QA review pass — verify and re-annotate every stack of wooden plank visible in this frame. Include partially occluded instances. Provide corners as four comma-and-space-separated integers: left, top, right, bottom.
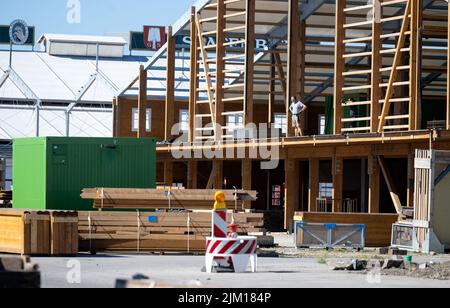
78, 211, 265, 253
81, 188, 258, 210
0, 209, 78, 256
294, 212, 400, 247
0, 191, 12, 208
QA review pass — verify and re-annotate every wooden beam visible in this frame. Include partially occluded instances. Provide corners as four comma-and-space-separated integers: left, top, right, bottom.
286, 0, 300, 137
244, 0, 255, 125
189, 7, 198, 143
448, 1, 450, 130
332, 156, 343, 213
378, 156, 403, 215
308, 158, 319, 212
212, 160, 223, 189
242, 159, 252, 209
187, 160, 198, 189
368, 155, 380, 213
299, 20, 307, 134
334, 0, 345, 135
164, 162, 174, 187
274, 52, 287, 95
112, 97, 119, 137
371, 2, 382, 133
165, 26, 175, 141
215, 1, 226, 137
409, 0, 422, 131
285, 158, 299, 231
138, 65, 147, 138
268, 54, 275, 124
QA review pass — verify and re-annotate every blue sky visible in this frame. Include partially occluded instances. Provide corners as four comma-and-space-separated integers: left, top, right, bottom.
0, 0, 197, 42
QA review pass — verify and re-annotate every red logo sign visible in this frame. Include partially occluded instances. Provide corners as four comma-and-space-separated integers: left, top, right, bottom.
143, 26, 166, 51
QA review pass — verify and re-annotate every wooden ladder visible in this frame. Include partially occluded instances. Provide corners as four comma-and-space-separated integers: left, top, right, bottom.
193, 0, 252, 142
337, 0, 414, 134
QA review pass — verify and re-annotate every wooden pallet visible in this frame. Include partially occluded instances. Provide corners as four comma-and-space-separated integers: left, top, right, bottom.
78, 210, 265, 253
81, 188, 258, 210
294, 212, 400, 247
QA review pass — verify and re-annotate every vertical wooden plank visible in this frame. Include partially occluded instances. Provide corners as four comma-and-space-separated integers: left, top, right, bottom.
371, 1, 382, 133
407, 153, 415, 208
447, 2, 450, 130
213, 160, 223, 189
244, 0, 255, 125
189, 7, 198, 143
286, 0, 300, 137
165, 26, 176, 141
112, 97, 119, 137
242, 159, 252, 209
268, 54, 275, 124
137, 65, 147, 138
215, 0, 226, 137
285, 158, 299, 231
409, 0, 422, 131
368, 154, 380, 213
299, 20, 307, 134
334, 0, 345, 135
308, 158, 319, 212
164, 162, 174, 186
332, 156, 343, 213
187, 160, 198, 189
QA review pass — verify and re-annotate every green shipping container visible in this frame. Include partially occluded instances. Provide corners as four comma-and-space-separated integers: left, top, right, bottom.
13, 137, 156, 211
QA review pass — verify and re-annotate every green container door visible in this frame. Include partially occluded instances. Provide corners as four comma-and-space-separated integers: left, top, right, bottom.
13, 137, 156, 211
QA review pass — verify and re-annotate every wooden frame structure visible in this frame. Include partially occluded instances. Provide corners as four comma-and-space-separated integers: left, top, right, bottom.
115, 0, 450, 231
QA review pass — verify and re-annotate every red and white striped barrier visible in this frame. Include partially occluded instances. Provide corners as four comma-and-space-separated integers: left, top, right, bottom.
212, 209, 228, 238
205, 236, 258, 273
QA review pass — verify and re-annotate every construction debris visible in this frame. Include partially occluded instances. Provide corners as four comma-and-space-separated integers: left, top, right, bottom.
81, 188, 258, 210
0, 256, 40, 288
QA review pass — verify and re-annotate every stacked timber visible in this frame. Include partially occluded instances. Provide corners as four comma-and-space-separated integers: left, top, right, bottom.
81, 188, 258, 210
78, 211, 265, 253
0, 191, 12, 208
0, 209, 78, 256
0, 209, 50, 255
294, 212, 400, 247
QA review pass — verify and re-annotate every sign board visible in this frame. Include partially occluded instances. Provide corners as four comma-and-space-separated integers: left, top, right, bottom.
0, 25, 34, 45
129, 31, 275, 52
143, 26, 166, 51
9, 20, 29, 45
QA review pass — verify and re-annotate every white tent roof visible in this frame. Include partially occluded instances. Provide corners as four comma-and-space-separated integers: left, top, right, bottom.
0, 50, 148, 104
38, 34, 127, 45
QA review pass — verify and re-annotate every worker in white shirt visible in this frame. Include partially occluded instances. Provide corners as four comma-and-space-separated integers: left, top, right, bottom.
289, 96, 307, 137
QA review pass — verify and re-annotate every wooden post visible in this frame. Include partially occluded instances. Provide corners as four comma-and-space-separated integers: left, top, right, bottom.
242, 159, 252, 209
332, 156, 343, 213
299, 20, 307, 134
286, 0, 300, 137
189, 7, 198, 143
138, 65, 147, 138
334, 0, 345, 135
244, 0, 255, 125
371, 1, 382, 133
308, 158, 319, 212
112, 97, 119, 137
448, 0, 450, 130
187, 160, 198, 189
164, 162, 174, 187
368, 155, 380, 213
268, 54, 275, 124
165, 26, 176, 141
409, 0, 422, 131
407, 153, 415, 208
215, 1, 226, 137
213, 160, 223, 189
285, 158, 299, 231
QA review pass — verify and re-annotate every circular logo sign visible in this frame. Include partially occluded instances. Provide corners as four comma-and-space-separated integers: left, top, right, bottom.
9, 19, 29, 45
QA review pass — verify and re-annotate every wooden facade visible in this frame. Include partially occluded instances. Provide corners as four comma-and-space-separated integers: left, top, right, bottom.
116, 0, 450, 230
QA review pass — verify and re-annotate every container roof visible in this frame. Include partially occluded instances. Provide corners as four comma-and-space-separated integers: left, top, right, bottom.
38, 33, 127, 46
